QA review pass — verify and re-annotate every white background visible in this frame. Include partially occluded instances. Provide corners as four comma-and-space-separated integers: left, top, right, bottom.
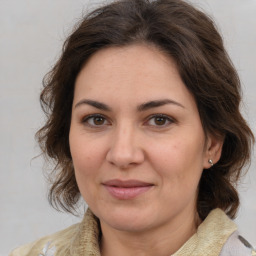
0, 0, 255, 255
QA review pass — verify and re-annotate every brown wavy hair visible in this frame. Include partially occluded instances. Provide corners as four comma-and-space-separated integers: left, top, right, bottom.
37, 0, 254, 219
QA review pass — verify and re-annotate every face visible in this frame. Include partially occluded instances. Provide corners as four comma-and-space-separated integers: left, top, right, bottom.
69, 44, 218, 234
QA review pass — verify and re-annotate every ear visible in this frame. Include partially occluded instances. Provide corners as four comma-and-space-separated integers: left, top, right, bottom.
203, 133, 224, 169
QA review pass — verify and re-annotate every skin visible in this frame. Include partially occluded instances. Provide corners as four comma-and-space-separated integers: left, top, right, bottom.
69, 44, 223, 256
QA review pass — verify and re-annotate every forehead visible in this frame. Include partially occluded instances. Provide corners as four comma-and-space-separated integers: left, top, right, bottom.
77, 44, 175, 81
74, 44, 195, 109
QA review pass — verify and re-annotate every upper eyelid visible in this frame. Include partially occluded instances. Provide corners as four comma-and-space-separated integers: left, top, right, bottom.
80, 113, 175, 125
82, 113, 107, 120
82, 114, 110, 125
143, 114, 176, 127
146, 113, 175, 121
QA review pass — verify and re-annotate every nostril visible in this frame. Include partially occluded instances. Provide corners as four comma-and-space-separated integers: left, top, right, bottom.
106, 150, 144, 169
106, 133, 145, 168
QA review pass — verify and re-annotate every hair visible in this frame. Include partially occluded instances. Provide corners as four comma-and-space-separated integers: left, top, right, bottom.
37, 0, 254, 219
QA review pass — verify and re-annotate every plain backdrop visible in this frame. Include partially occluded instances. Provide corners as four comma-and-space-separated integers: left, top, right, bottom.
1, 0, 255, 255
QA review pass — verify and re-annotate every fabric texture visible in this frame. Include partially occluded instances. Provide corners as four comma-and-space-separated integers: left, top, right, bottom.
10, 208, 254, 256
219, 231, 256, 256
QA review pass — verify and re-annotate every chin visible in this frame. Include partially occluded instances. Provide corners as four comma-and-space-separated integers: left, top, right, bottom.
98, 206, 158, 233
105, 217, 151, 233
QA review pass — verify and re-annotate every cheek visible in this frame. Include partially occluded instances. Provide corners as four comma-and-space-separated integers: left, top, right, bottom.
70, 131, 104, 170
69, 134, 100, 194
148, 137, 204, 186
70, 142, 100, 205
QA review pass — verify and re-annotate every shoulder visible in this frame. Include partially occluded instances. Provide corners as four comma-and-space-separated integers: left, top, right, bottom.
220, 230, 256, 256
10, 208, 100, 256
9, 222, 80, 256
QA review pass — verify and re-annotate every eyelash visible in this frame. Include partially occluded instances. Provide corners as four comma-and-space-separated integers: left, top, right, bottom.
82, 114, 110, 128
81, 113, 175, 128
145, 114, 175, 128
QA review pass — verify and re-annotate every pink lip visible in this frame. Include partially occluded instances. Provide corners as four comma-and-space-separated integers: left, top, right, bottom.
102, 179, 153, 200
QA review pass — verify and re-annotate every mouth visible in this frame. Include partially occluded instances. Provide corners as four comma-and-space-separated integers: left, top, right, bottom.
102, 179, 154, 200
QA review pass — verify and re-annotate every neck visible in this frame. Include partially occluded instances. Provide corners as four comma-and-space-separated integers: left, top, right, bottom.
100, 210, 201, 256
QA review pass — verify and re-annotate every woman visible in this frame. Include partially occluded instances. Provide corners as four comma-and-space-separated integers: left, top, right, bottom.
11, 0, 255, 255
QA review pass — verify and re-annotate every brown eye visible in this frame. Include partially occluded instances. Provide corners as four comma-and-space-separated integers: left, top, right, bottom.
93, 116, 105, 125
83, 114, 109, 127
146, 114, 174, 127
154, 116, 167, 126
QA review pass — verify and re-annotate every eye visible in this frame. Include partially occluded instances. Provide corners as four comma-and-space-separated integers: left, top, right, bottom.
146, 114, 174, 127
82, 114, 110, 127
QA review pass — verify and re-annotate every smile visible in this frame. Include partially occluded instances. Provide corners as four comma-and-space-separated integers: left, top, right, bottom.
102, 179, 153, 200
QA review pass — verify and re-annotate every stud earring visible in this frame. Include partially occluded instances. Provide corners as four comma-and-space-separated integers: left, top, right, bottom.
208, 159, 214, 167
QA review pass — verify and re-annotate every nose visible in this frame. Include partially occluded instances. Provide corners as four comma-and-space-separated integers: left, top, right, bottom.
106, 124, 144, 169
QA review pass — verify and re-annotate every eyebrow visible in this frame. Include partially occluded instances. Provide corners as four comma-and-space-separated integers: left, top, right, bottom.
74, 98, 184, 111
74, 99, 112, 111
137, 99, 185, 111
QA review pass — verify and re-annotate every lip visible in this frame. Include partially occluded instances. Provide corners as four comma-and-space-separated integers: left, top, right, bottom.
102, 179, 153, 200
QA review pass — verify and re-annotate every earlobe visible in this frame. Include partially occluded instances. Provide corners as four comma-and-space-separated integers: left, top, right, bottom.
204, 134, 224, 169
